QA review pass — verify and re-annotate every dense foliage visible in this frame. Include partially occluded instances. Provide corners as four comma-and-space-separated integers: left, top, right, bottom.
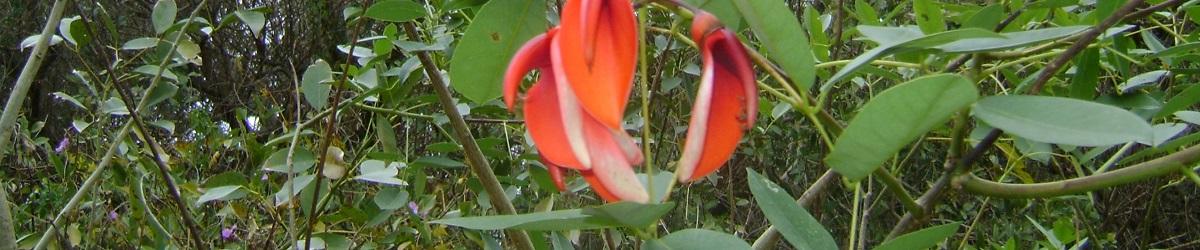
2, 0, 1200, 249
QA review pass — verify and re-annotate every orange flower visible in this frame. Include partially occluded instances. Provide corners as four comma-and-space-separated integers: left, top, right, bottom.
505, 28, 649, 203
677, 12, 758, 182
556, 0, 639, 130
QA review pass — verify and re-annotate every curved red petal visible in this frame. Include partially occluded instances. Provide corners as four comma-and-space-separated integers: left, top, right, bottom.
555, 0, 637, 129
579, 169, 619, 202
540, 156, 568, 191
679, 30, 757, 182
504, 28, 558, 110
524, 70, 589, 169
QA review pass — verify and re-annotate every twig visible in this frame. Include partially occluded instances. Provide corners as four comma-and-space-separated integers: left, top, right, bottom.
960, 144, 1200, 198
401, 22, 536, 250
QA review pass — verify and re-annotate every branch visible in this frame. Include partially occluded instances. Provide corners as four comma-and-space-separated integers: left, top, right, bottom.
401, 22, 536, 250
959, 144, 1200, 198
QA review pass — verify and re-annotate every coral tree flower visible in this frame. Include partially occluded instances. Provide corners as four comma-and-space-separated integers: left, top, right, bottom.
557, 0, 639, 130
505, 28, 649, 203
677, 12, 758, 182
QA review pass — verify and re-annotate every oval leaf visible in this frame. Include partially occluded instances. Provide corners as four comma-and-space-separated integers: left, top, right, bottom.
646, 229, 752, 250
196, 185, 245, 205
825, 74, 978, 180
747, 170, 837, 250
733, 0, 816, 89
152, 0, 177, 34
823, 28, 1000, 90
448, 0, 546, 103
364, 0, 426, 22
973, 95, 1153, 146
263, 148, 316, 174
301, 60, 333, 110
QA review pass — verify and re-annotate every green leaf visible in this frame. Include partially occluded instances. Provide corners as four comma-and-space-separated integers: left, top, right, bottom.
1069, 48, 1100, 100
854, 0, 882, 26
151, 0, 177, 35
196, 185, 245, 205
274, 174, 315, 206
1138, 123, 1187, 146
733, 0, 816, 89
354, 160, 408, 186
582, 202, 674, 229
1175, 111, 1200, 125
1158, 84, 1200, 118
133, 65, 179, 82
448, 0, 545, 103
364, 0, 426, 22
935, 26, 1088, 53
100, 97, 130, 116
873, 223, 961, 250
1028, 0, 1077, 9
746, 170, 837, 250
263, 148, 316, 174
431, 209, 620, 231
426, 142, 462, 152
373, 187, 409, 210
973, 95, 1153, 146
122, 37, 160, 50
824, 27, 1000, 89
146, 82, 178, 108
374, 115, 399, 153
685, 0, 742, 30
301, 60, 333, 110
1154, 42, 1200, 58
913, 0, 945, 34
645, 229, 752, 250
825, 74, 978, 180
234, 10, 267, 38
963, 4, 1003, 29
50, 92, 87, 110
412, 156, 467, 169
1118, 70, 1169, 94
58, 16, 90, 47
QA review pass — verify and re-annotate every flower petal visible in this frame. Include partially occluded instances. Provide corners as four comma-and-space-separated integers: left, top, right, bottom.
540, 155, 567, 191
524, 69, 590, 169
678, 29, 757, 182
555, 0, 638, 129
581, 113, 649, 203
504, 28, 558, 110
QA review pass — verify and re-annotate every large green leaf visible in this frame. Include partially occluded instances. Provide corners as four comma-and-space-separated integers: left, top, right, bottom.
973, 95, 1153, 146
234, 10, 266, 38
146, 82, 178, 108
151, 0, 177, 34
1117, 70, 1169, 94
58, 16, 90, 47
448, 0, 546, 103
364, 0, 426, 22
747, 170, 837, 250
1158, 84, 1200, 118
825, 74, 978, 180
1069, 48, 1100, 100
873, 223, 961, 250
685, 0, 742, 30
301, 60, 333, 110
354, 160, 407, 186
431, 209, 620, 231
582, 202, 673, 229
733, 0, 816, 89
823, 27, 999, 90
645, 229, 752, 250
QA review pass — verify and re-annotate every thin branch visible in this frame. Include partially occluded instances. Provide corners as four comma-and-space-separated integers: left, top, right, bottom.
960, 144, 1200, 198
401, 22, 536, 250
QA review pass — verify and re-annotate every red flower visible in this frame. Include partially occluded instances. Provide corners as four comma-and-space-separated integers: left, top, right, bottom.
677, 12, 758, 182
556, 0, 639, 130
506, 28, 649, 203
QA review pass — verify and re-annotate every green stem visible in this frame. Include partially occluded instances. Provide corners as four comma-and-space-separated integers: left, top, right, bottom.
637, 7, 656, 205
1182, 167, 1200, 187
847, 182, 863, 250
959, 144, 1200, 198
874, 169, 922, 218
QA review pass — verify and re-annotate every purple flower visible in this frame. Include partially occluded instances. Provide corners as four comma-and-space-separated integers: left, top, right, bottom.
54, 137, 69, 153
408, 201, 423, 218
221, 224, 237, 240
108, 210, 117, 221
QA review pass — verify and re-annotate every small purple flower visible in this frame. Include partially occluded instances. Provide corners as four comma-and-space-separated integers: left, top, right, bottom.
54, 137, 69, 153
261, 173, 269, 181
221, 224, 237, 241
108, 210, 117, 221
408, 201, 423, 218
